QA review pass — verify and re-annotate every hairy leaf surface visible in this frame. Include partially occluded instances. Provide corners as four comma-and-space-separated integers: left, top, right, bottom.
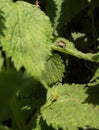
41, 84, 99, 129
0, 0, 52, 78
42, 54, 65, 86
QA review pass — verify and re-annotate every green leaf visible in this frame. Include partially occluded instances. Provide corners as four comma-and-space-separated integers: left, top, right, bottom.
32, 115, 55, 130
58, 0, 86, 27
88, 67, 99, 86
42, 54, 65, 86
0, 70, 29, 121
41, 84, 99, 129
52, 38, 99, 63
0, 70, 27, 100
0, 125, 12, 130
71, 32, 92, 51
71, 32, 86, 41
19, 75, 47, 120
0, 0, 52, 78
85, 84, 99, 106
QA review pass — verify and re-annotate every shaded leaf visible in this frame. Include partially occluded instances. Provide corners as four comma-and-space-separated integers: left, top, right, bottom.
32, 115, 55, 130
60, 0, 86, 23
0, 70, 30, 121
46, 0, 63, 33
0, 125, 12, 130
57, 0, 86, 32
0, 9, 6, 38
85, 84, 99, 106
0, 51, 4, 71
42, 54, 65, 86
88, 67, 99, 86
18, 75, 47, 121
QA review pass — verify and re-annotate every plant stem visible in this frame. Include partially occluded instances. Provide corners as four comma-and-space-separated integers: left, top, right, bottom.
28, 110, 39, 129
9, 95, 28, 130
90, 0, 96, 51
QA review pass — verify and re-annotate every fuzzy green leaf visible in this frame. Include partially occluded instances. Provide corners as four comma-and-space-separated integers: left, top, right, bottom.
0, 0, 52, 78
52, 38, 99, 63
41, 84, 99, 129
42, 54, 65, 86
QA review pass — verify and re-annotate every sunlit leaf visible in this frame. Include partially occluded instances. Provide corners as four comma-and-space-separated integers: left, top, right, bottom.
41, 84, 99, 129
0, 0, 52, 78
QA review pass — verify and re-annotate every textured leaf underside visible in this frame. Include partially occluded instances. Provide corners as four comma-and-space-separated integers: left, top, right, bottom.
41, 84, 99, 129
0, 0, 52, 78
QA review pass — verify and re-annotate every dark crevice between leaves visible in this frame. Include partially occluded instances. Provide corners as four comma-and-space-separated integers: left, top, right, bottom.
66, 57, 94, 84
0, 9, 6, 69
32, 116, 56, 130
46, 0, 56, 23
1, 118, 12, 128
18, 79, 47, 127
39, 117, 55, 130
45, 0, 57, 34
79, 127, 98, 130
56, 0, 86, 36
0, 10, 6, 38
13, 0, 34, 3
84, 84, 99, 106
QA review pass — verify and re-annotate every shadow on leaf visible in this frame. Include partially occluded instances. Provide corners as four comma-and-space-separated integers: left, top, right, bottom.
32, 116, 56, 130
0, 9, 6, 38
46, 0, 57, 27
84, 84, 99, 105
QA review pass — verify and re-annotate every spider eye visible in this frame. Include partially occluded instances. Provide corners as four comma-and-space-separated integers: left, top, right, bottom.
57, 41, 66, 48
